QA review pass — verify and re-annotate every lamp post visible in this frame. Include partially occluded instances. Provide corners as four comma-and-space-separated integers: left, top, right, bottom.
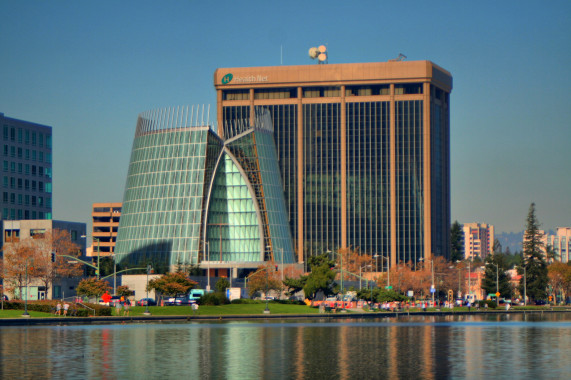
144, 264, 153, 316
419, 257, 434, 304
523, 265, 527, 306
374, 254, 390, 288
81, 235, 100, 280
327, 250, 343, 294
22, 258, 33, 318
490, 262, 499, 299
264, 266, 270, 314
204, 241, 210, 291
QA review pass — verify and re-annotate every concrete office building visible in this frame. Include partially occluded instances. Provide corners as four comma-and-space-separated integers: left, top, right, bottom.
214, 60, 452, 268
89, 202, 122, 257
462, 222, 494, 260
1, 219, 86, 300
115, 106, 296, 274
0, 113, 53, 221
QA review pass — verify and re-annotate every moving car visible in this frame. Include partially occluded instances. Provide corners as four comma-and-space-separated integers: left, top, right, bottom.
166, 295, 196, 306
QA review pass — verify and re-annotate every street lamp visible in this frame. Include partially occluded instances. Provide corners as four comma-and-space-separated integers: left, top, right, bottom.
327, 250, 343, 293
204, 241, 210, 291
144, 264, 153, 316
374, 254, 390, 289
490, 262, 499, 300
81, 235, 100, 280
22, 257, 33, 318
419, 257, 434, 304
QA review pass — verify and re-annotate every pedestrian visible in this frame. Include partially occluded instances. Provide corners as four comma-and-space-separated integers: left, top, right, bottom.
63, 302, 70, 316
467, 302, 471, 312
192, 302, 199, 316
123, 299, 130, 316
56, 302, 62, 315
115, 300, 122, 316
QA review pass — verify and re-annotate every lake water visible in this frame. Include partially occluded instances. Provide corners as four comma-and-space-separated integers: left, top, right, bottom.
1, 313, 569, 379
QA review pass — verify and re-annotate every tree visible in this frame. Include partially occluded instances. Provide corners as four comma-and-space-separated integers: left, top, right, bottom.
303, 254, 337, 299
283, 276, 308, 297
76, 278, 111, 299
2, 239, 36, 299
481, 254, 512, 299
29, 229, 83, 297
548, 262, 571, 304
116, 285, 134, 298
519, 203, 548, 301
246, 263, 282, 298
215, 277, 230, 293
147, 272, 197, 298
450, 221, 464, 262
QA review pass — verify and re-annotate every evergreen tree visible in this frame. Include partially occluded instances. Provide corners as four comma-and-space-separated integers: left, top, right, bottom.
481, 254, 512, 298
519, 203, 548, 302
450, 221, 464, 262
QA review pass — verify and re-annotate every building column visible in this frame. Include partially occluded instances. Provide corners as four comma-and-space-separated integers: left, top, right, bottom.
340, 86, 347, 250
297, 87, 304, 264
389, 84, 397, 269
423, 82, 432, 261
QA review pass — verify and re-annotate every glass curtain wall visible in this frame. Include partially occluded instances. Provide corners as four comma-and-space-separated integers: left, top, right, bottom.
255, 105, 298, 253
431, 86, 451, 258
395, 100, 424, 264
302, 103, 341, 259
346, 102, 390, 262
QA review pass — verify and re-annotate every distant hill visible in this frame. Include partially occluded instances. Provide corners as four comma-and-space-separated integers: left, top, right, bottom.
495, 231, 524, 254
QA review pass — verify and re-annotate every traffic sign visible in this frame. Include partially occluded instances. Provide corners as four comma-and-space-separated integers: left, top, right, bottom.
385, 286, 393, 290
430, 287, 436, 293
495, 292, 500, 297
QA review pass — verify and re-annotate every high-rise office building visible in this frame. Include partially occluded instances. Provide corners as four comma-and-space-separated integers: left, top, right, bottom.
0, 113, 53, 222
215, 60, 452, 268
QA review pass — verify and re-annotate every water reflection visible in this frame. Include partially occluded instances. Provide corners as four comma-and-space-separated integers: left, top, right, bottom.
0, 314, 569, 379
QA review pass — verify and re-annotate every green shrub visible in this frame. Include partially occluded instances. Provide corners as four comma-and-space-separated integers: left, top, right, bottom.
199, 292, 230, 306
477, 300, 497, 309
231, 298, 263, 304
2, 300, 111, 316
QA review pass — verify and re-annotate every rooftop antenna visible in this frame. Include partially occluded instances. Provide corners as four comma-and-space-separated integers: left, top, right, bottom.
309, 44, 328, 64
388, 53, 407, 62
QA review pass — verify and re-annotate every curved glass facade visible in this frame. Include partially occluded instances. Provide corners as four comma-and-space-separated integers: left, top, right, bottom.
116, 106, 295, 269
115, 107, 222, 268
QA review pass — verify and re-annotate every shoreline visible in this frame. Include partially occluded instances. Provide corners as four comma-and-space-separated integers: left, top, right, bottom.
1, 309, 569, 326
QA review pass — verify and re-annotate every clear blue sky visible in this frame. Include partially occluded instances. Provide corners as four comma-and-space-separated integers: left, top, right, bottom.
1, 0, 570, 235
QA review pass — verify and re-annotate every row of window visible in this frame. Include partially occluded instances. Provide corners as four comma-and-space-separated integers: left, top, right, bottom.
3, 176, 51, 193
2, 192, 51, 207
2, 208, 51, 220
3, 145, 51, 162
223, 83, 425, 100
4, 161, 51, 178
2, 125, 51, 148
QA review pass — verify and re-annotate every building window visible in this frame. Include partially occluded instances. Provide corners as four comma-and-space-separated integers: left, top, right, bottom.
17, 148, 22, 158
17, 178, 22, 189
39, 133, 43, 147
10, 177, 15, 188
18, 194, 22, 205
32, 181, 36, 191
39, 152, 43, 162
17, 209, 22, 219
25, 194, 29, 205
25, 164, 29, 174
25, 179, 29, 190
25, 149, 30, 160
3, 161, 8, 171
46, 135, 52, 148
25, 130, 30, 144
18, 163, 22, 173
39, 181, 44, 192
3, 126, 8, 139
31, 196, 36, 206
10, 146, 15, 157
10, 162, 15, 172
2, 192, 8, 202
32, 150, 36, 161
223, 89, 250, 100
3, 176, 7, 187
32, 132, 36, 146
45, 182, 51, 193
3, 145, 7, 156
10, 193, 15, 204
18, 129, 22, 143
32, 165, 36, 176
10, 128, 15, 141
394, 83, 423, 95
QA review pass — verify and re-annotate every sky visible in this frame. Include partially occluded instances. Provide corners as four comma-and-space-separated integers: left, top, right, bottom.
1, 0, 570, 236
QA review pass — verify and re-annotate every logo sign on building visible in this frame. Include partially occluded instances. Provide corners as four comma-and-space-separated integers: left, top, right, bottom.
222, 73, 233, 84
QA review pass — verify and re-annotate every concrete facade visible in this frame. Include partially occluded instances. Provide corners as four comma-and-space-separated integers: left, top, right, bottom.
462, 223, 494, 260
89, 202, 121, 257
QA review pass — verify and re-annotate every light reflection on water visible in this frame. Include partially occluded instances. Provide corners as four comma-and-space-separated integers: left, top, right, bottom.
0, 313, 569, 379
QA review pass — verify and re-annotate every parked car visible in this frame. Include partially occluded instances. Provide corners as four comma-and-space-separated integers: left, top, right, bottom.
2, 295, 8, 301
137, 298, 157, 306
99, 296, 121, 306
166, 295, 195, 306
534, 299, 548, 306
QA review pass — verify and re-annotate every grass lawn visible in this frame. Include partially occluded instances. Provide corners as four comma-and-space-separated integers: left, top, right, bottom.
125, 302, 320, 317
0, 309, 57, 318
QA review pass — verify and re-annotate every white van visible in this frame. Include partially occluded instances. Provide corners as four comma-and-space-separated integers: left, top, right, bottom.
465, 294, 477, 304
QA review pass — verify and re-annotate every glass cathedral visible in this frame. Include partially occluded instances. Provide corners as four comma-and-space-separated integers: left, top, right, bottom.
215, 61, 452, 269
115, 106, 295, 270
